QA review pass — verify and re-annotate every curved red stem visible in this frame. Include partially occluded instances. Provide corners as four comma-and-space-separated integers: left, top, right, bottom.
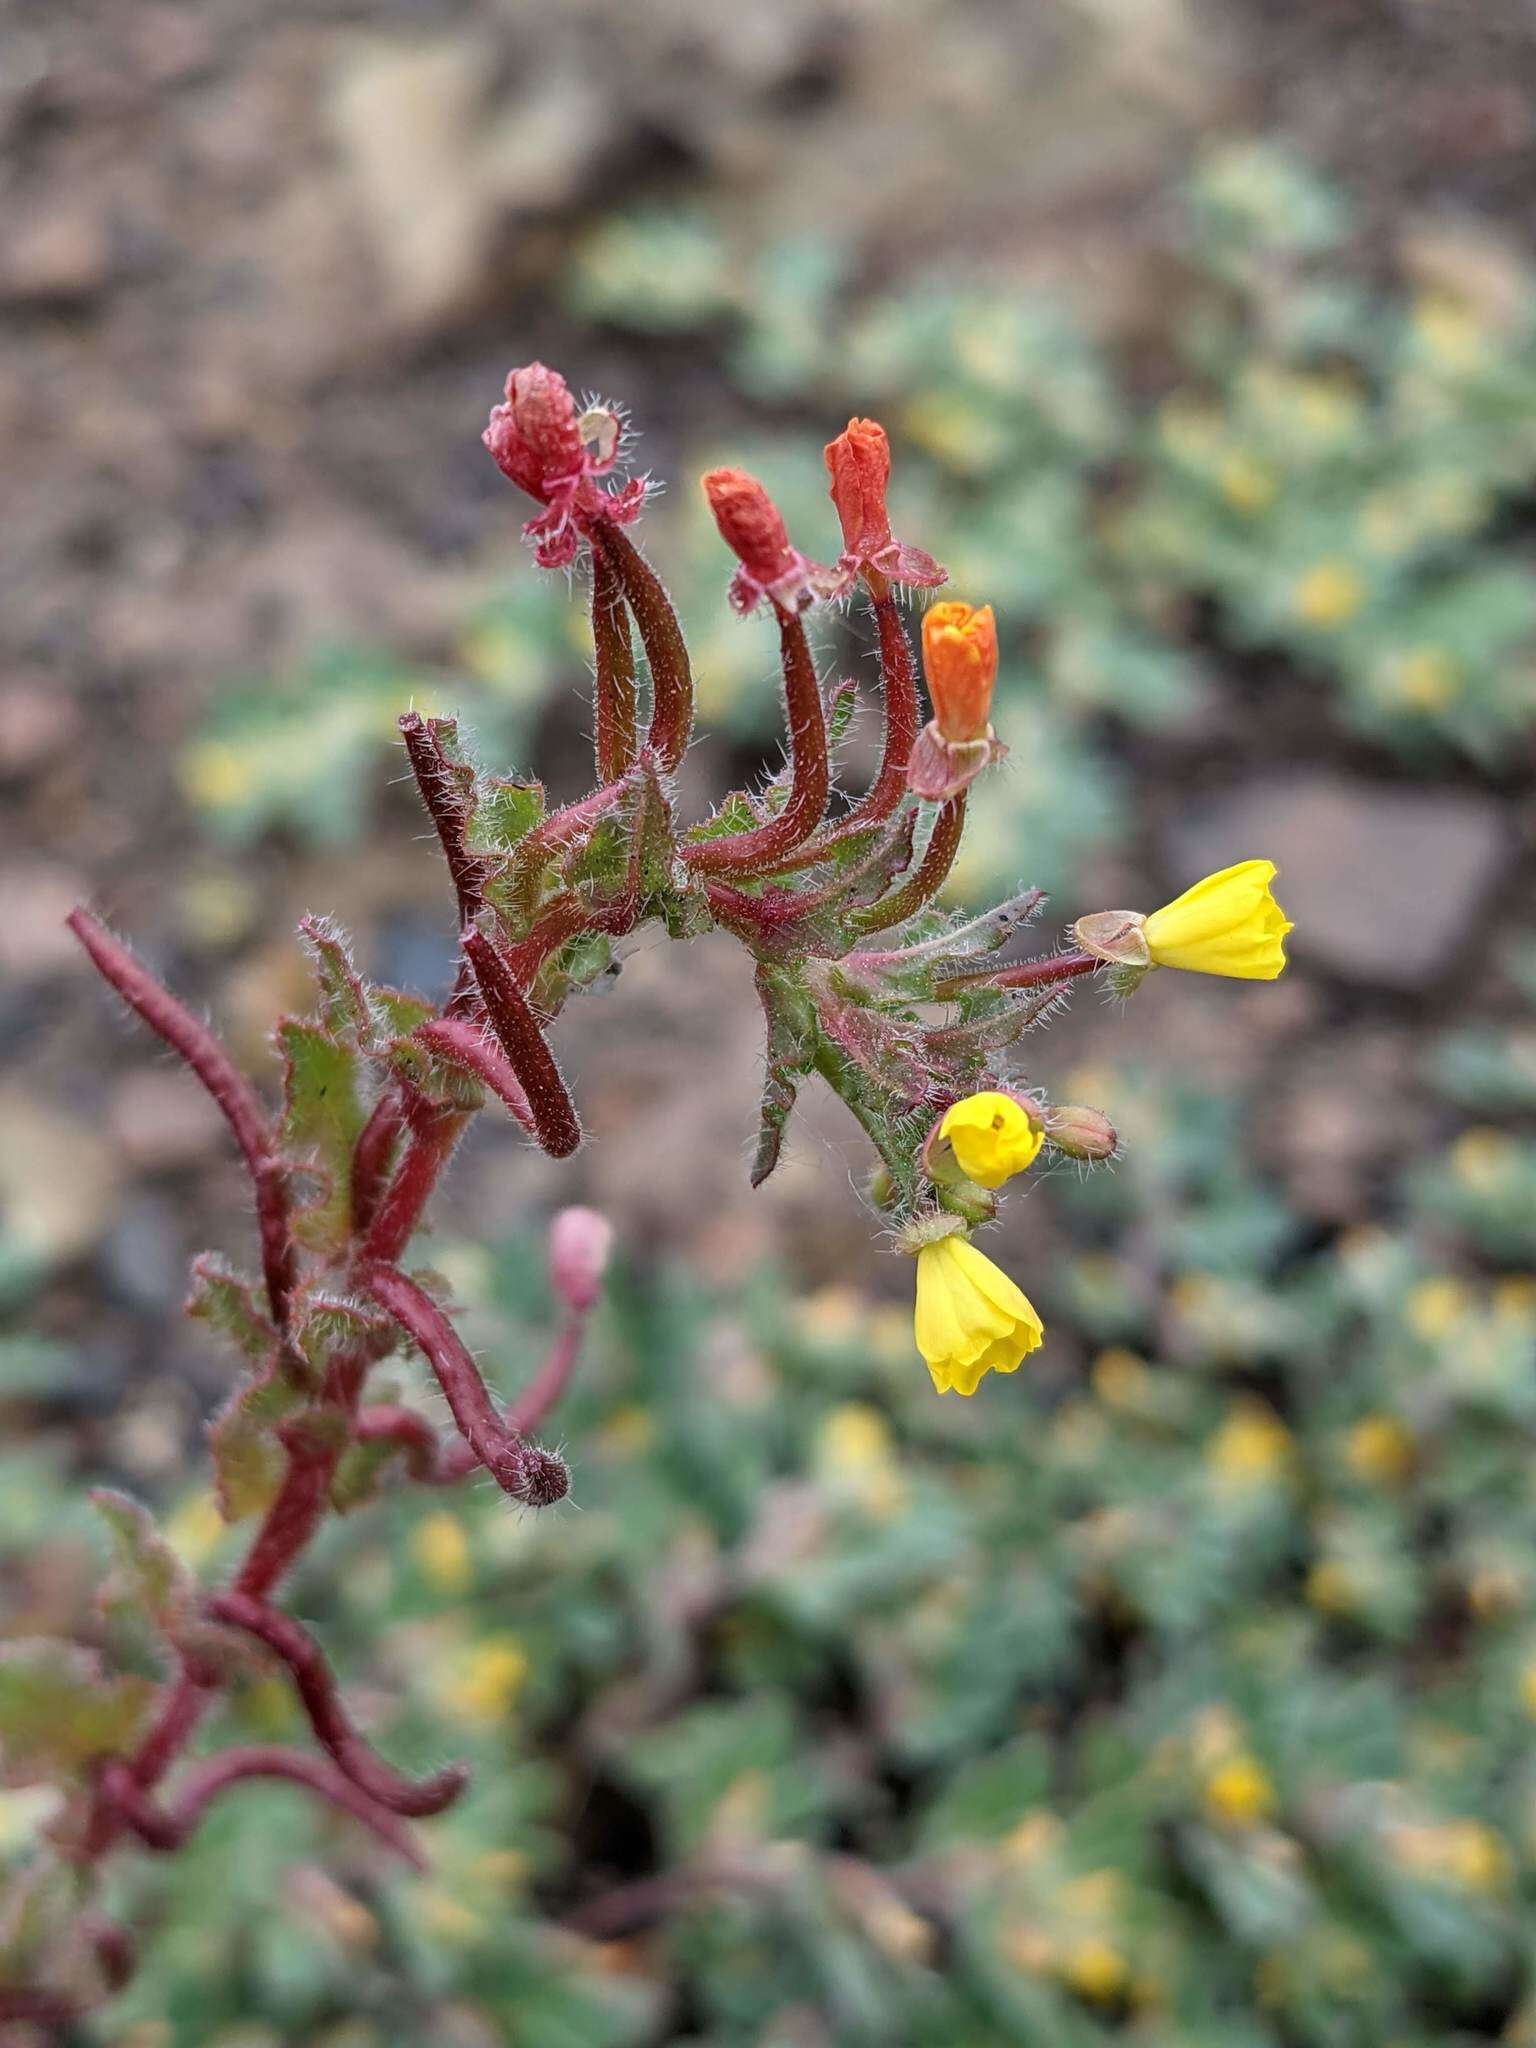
683, 613, 830, 877
209, 1593, 468, 1817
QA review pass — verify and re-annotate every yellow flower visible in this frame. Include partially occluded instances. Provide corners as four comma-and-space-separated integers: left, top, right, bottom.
1406, 1275, 1471, 1341
1344, 1414, 1413, 1485
1204, 1755, 1277, 1829
443, 1635, 529, 1725
1208, 1401, 1293, 1489
936, 1091, 1043, 1189
1143, 860, 1292, 980
1293, 561, 1365, 628
412, 1512, 472, 1596
913, 1235, 1043, 1396
1061, 1936, 1129, 2004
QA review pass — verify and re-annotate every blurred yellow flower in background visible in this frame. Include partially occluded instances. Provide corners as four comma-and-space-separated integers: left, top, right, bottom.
1293, 560, 1365, 628
412, 1512, 472, 1597
1204, 1755, 1277, 1829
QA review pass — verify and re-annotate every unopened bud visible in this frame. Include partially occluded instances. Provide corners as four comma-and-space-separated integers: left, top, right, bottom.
703, 468, 794, 585
823, 416, 945, 592
702, 467, 845, 616
1041, 1103, 1119, 1162
548, 1205, 612, 1314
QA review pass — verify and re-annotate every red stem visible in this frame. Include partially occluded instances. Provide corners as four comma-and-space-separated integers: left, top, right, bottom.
414, 1017, 536, 1134
360, 1096, 465, 1266
934, 948, 1100, 999
68, 909, 297, 1332
505, 1314, 584, 1438
100, 1751, 424, 1870
354, 1402, 474, 1483
232, 1435, 338, 1602
208, 1593, 468, 1816
364, 1263, 565, 1508
591, 546, 638, 781
350, 1086, 407, 1235
595, 528, 693, 771
462, 928, 581, 1158
683, 613, 830, 877
501, 892, 589, 993
840, 591, 921, 833
398, 714, 492, 931
852, 795, 966, 937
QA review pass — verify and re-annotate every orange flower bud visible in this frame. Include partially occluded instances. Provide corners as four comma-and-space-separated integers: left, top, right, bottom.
824, 418, 945, 592
921, 602, 998, 742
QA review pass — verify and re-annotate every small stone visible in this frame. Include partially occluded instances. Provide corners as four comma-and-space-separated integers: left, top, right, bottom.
0, 206, 112, 306
1167, 775, 1509, 988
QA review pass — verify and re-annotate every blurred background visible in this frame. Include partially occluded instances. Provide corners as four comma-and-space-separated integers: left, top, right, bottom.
6, 2, 1536, 2042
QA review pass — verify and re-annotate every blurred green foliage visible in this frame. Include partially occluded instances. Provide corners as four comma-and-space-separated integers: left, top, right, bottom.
187, 144, 1536, 911
3, 964, 1534, 2043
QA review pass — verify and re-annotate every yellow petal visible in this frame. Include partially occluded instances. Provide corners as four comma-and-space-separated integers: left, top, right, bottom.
1142, 859, 1292, 980
938, 1091, 1043, 1189
913, 1237, 1043, 1396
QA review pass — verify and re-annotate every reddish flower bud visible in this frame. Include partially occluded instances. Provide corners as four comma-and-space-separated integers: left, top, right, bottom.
702, 467, 845, 616
483, 362, 647, 569
824, 418, 945, 593
548, 1205, 612, 1315
907, 601, 1006, 801
484, 362, 586, 502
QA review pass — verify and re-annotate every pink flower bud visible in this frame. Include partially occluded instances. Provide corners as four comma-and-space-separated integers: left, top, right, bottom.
548, 1205, 613, 1314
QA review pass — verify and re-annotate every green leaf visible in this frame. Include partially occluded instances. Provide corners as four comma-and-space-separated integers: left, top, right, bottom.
185, 1254, 277, 1364
91, 1489, 190, 1639
298, 916, 376, 1045
208, 1369, 305, 1522
0, 1640, 156, 1783
277, 1020, 370, 1254
466, 778, 545, 855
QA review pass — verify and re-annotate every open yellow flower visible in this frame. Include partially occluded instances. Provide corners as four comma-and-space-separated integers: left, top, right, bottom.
937, 1091, 1043, 1189
1142, 860, 1292, 980
914, 1234, 1043, 1396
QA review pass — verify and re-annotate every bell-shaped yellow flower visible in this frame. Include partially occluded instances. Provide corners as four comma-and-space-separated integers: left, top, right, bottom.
1142, 859, 1292, 981
937, 1091, 1043, 1190
913, 1234, 1044, 1396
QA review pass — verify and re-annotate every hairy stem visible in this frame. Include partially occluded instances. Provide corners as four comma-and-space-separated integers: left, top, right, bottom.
365, 1264, 566, 1508
66, 909, 297, 1331
934, 948, 1100, 1000
462, 928, 581, 1158
683, 613, 830, 877
852, 795, 966, 937
591, 545, 638, 781
414, 1017, 536, 1134
100, 1751, 424, 1870
208, 1593, 468, 1817
595, 527, 693, 771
